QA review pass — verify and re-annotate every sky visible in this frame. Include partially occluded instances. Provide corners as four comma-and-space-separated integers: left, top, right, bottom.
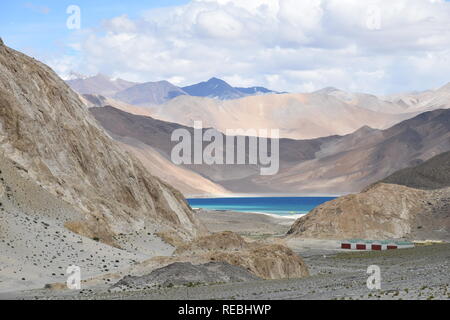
2, 0, 450, 94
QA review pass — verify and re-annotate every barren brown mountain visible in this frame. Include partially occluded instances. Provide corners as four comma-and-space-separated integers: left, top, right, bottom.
256, 109, 450, 194
90, 106, 339, 194
116, 136, 230, 196
91, 106, 450, 196
149, 93, 418, 140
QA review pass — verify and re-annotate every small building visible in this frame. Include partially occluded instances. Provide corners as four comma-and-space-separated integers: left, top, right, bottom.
340, 239, 414, 251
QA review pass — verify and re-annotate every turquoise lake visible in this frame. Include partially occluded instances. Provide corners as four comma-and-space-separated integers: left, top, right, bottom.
187, 197, 336, 218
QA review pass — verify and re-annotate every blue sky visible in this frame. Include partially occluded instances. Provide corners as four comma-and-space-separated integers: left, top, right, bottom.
2, 0, 450, 94
0, 1, 188, 57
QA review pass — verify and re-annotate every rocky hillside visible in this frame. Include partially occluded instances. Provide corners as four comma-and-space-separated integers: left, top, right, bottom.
380, 151, 450, 190
288, 153, 450, 240
0, 151, 163, 292
0, 41, 205, 246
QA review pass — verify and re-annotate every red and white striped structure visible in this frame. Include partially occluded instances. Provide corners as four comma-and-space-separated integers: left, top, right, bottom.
340, 240, 414, 251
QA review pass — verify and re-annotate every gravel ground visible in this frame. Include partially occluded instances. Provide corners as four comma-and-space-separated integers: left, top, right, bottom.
6, 243, 448, 300
2, 210, 449, 300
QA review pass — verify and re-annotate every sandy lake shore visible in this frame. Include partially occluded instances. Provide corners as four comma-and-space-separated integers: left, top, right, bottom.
195, 209, 295, 238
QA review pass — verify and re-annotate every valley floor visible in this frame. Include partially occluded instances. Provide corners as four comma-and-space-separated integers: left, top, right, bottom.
3, 242, 449, 300
2, 210, 449, 300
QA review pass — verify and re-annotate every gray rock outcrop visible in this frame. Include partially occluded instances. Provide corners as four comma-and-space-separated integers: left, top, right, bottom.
111, 262, 259, 290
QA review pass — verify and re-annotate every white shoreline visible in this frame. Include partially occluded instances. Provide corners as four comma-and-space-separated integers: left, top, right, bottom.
249, 211, 307, 220
194, 208, 306, 220
186, 193, 343, 199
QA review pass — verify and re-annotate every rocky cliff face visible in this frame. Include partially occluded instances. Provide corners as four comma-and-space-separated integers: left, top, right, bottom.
0, 42, 205, 246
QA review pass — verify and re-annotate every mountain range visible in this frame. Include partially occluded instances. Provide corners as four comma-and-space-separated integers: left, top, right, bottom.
90, 105, 450, 196
65, 73, 137, 97
65, 65, 450, 198
67, 75, 279, 106
76, 83, 450, 142
147, 93, 420, 140
68, 74, 450, 143
181, 77, 279, 100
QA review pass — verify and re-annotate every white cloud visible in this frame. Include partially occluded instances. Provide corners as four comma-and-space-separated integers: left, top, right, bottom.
51, 0, 450, 94
103, 15, 137, 33
47, 55, 81, 80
